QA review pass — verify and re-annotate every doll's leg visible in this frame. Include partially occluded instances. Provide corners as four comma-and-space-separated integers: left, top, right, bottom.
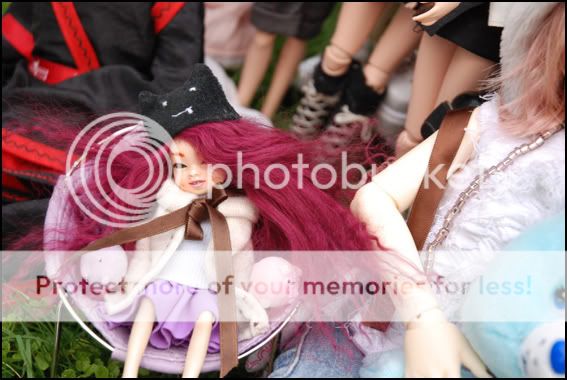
292, 3, 387, 138
395, 34, 456, 157
322, 2, 387, 76
363, 6, 422, 92
182, 311, 215, 378
238, 30, 277, 107
260, 37, 306, 118
122, 297, 155, 378
435, 45, 495, 106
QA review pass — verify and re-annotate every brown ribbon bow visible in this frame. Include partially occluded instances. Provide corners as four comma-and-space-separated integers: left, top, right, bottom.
80, 187, 239, 377
184, 187, 227, 240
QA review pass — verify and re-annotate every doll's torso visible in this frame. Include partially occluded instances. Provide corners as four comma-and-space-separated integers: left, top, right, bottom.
155, 221, 212, 289
353, 97, 565, 355
424, 97, 565, 320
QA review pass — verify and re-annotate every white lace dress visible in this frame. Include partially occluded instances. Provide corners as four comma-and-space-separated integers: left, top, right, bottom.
352, 97, 566, 355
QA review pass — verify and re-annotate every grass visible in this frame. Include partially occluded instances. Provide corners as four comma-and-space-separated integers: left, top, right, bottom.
1, 3, 340, 378
3, 321, 124, 378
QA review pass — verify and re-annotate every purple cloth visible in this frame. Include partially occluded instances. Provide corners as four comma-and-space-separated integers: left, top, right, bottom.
104, 280, 221, 353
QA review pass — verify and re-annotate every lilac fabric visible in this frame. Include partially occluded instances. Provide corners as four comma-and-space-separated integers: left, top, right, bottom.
44, 174, 297, 374
104, 280, 221, 352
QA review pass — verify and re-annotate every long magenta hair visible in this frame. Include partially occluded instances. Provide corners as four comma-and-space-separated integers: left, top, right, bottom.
9, 112, 406, 348
51, 117, 377, 254
44, 117, 391, 332
179, 120, 378, 252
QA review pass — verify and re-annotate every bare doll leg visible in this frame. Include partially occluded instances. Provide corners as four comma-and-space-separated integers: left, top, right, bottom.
396, 33, 456, 157
322, 2, 387, 76
435, 45, 495, 106
122, 297, 156, 378
260, 37, 306, 118
182, 311, 216, 378
237, 30, 277, 107
292, 3, 388, 137
363, 6, 422, 92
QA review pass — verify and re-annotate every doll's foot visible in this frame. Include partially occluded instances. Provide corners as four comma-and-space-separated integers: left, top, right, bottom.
317, 63, 386, 156
341, 61, 385, 117
291, 63, 349, 139
319, 104, 379, 155
292, 80, 341, 139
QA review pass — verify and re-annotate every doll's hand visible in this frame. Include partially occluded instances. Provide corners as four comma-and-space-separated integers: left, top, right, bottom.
235, 287, 270, 336
395, 130, 422, 158
412, 2, 461, 26
245, 304, 269, 337
404, 310, 491, 378
250, 314, 270, 336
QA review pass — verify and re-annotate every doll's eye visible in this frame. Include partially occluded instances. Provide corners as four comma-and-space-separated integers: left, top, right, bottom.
173, 163, 187, 169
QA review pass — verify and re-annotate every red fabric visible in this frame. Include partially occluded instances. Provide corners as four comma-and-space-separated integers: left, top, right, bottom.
2, 13, 35, 60
2, 129, 78, 200
151, 2, 185, 34
4, 2, 182, 84
2, 190, 32, 202
2, 172, 32, 194
27, 57, 80, 84
2, 4, 93, 84
51, 2, 100, 72
2, 129, 73, 173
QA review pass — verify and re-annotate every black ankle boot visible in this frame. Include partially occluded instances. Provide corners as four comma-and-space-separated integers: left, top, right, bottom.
313, 61, 350, 96
341, 62, 385, 116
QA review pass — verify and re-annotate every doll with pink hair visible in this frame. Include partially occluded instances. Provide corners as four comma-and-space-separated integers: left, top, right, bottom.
266, 2, 565, 378
45, 64, 383, 377
348, 2, 565, 378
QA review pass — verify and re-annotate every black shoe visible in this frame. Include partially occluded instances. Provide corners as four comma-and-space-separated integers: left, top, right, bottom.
292, 61, 351, 140
341, 61, 385, 116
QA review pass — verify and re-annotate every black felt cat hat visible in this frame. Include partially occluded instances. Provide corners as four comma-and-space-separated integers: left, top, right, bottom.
138, 64, 240, 137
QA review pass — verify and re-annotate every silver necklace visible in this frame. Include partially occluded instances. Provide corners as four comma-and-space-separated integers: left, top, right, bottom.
424, 124, 565, 274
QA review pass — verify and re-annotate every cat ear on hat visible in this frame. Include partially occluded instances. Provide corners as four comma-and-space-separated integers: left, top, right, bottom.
137, 64, 240, 137
181, 64, 210, 89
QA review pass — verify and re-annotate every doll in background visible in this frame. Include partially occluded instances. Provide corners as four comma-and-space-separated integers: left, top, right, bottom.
2, 1, 204, 249
237, 2, 335, 119
395, 2, 504, 157
350, 2, 564, 377
291, 3, 422, 152
52, 65, 380, 377
204, 2, 256, 70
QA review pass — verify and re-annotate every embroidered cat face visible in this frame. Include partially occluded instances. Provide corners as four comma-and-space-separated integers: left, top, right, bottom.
170, 139, 226, 195
138, 64, 240, 138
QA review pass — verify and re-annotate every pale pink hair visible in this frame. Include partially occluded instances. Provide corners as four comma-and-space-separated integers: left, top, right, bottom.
494, 3, 565, 137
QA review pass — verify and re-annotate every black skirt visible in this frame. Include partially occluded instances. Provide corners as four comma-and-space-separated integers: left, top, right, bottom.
421, 2, 502, 63
251, 2, 335, 40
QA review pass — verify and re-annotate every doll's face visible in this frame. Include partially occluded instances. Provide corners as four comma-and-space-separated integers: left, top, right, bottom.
170, 139, 226, 195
